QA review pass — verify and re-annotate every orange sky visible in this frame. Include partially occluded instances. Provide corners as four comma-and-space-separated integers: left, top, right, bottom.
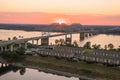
0, 0, 120, 25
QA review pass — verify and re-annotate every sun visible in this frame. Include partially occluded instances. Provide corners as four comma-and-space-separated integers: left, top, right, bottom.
54, 18, 67, 24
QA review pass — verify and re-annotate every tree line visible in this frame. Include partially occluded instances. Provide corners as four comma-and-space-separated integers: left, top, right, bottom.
55, 39, 120, 51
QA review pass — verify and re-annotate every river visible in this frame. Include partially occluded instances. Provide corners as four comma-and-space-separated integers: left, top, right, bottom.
0, 63, 79, 80
0, 29, 120, 48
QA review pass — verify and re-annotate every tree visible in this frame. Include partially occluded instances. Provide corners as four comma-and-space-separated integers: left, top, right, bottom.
83, 41, 91, 49
59, 39, 65, 46
117, 46, 120, 51
55, 39, 59, 45
92, 44, 101, 49
97, 44, 101, 49
104, 45, 107, 50
13, 36, 18, 40
19, 68, 26, 75
15, 46, 25, 55
8, 37, 11, 40
108, 43, 114, 50
73, 40, 78, 47
55, 39, 65, 46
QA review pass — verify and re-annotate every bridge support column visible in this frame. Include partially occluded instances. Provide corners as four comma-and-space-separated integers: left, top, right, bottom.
10, 44, 14, 52
19, 43, 22, 47
84, 33, 89, 38
5, 46, 8, 51
0, 46, 3, 52
32, 40, 34, 45
25, 42, 27, 49
41, 37, 49, 46
89, 33, 92, 37
36, 39, 39, 45
1, 63, 3, 68
65, 34, 72, 45
92, 33, 96, 35
80, 32, 85, 41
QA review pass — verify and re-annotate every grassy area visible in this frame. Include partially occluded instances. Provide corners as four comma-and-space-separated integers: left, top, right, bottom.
84, 49, 94, 53
22, 55, 120, 80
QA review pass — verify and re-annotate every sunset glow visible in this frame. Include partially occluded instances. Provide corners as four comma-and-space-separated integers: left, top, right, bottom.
54, 18, 68, 24
0, 0, 120, 25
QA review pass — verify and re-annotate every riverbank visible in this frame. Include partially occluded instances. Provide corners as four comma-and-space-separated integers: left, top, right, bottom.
0, 55, 120, 80
12, 63, 94, 80
15, 55, 120, 80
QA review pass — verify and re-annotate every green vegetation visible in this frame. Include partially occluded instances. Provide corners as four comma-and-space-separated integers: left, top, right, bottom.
54, 39, 120, 52
55, 39, 65, 46
82, 41, 120, 52
83, 41, 91, 49
117, 46, 120, 51
22, 55, 120, 80
108, 43, 114, 50
92, 44, 101, 49
12, 36, 18, 40
0, 47, 26, 62
73, 40, 78, 47
27, 43, 39, 48
55, 39, 79, 47
83, 49, 94, 54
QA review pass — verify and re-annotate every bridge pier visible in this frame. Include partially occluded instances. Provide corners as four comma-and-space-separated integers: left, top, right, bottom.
80, 32, 85, 41
32, 40, 34, 45
36, 39, 39, 45
4, 46, 8, 51
1, 63, 3, 68
80, 32, 94, 41
19, 43, 22, 47
25, 42, 28, 49
0, 46, 8, 52
84, 33, 89, 38
89, 33, 92, 37
10, 44, 14, 51
0, 42, 28, 52
0, 46, 3, 52
41, 37, 49, 46
65, 34, 72, 45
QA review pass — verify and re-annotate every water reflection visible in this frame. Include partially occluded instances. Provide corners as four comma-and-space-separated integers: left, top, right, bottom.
0, 63, 22, 76
19, 67, 26, 76
0, 63, 79, 80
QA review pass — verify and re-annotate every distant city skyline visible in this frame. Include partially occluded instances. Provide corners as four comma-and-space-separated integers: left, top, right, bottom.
0, 0, 120, 25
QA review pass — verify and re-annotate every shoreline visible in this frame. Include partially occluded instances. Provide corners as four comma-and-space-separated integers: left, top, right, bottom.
0, 56, 120, 80
0, 57, 104, 80
11, 63, 103, 80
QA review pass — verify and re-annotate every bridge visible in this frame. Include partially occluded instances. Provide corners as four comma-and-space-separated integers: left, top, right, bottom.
0, 31, 97, 52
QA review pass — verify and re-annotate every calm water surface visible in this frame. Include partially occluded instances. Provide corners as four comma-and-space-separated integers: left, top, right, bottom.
0, 29, 120, 48
0, 64, 78, 80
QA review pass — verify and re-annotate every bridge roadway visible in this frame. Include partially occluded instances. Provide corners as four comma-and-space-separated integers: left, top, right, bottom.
0, 31, 95, 46
0, 33, 68, 46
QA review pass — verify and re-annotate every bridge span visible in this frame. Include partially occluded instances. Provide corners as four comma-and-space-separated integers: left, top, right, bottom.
0, 31, 97, 52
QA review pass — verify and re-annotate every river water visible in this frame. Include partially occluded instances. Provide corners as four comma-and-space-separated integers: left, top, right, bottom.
0, 29, 120, 48
0, 63, 78, 80
0, 29, 120, 80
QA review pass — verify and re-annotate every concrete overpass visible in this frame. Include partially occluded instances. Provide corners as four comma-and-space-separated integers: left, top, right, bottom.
0, 31, 97, 52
